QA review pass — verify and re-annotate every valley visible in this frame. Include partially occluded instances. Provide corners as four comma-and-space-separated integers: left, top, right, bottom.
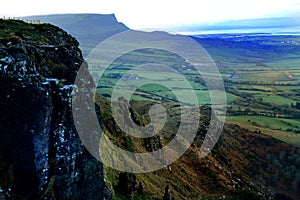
92, 32, 300, 199
95, 33, 300, 148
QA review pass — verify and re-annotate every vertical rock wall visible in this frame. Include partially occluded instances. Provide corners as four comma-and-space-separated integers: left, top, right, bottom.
0, 20, 103, 199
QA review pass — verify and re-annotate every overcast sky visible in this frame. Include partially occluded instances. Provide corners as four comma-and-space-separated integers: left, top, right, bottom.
1, 0, 300, 29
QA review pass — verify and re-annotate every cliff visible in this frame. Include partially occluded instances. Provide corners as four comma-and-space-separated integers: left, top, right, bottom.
0, 19, 103, 199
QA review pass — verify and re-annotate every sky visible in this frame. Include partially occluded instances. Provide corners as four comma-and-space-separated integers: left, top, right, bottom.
1, 0, 300, 29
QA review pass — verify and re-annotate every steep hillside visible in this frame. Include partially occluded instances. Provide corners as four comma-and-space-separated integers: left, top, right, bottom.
95, 95, 300, 200
0, 19, 103, 199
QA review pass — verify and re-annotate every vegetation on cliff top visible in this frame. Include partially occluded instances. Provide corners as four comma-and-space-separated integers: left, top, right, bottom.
0, 19, 78, 46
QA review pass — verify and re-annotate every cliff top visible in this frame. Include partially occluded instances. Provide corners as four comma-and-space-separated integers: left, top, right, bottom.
0, 19, 79, 46
0, 19, 82, 83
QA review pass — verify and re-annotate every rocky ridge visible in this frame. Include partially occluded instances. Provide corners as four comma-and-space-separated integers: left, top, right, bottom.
0, 19, 103, 199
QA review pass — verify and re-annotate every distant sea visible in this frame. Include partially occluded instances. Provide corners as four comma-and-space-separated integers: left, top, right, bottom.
178, 26, 300, 35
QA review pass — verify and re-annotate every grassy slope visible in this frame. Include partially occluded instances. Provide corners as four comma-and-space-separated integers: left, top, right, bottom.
96, 95, 300, 199
226, 116, 300, 147
0, 19, 51, 42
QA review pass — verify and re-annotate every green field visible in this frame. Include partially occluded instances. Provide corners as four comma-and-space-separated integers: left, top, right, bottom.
252, 94, 297, 105
226, 115, 300, 147
93, 34, 300, 147
227, 115, 300, 130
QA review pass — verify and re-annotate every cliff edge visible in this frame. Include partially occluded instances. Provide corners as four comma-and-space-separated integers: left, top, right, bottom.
0, 19, 103, 199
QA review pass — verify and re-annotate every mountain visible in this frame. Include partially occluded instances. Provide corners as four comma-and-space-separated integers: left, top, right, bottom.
0, 19, 103, 199
21, 14, 129, 56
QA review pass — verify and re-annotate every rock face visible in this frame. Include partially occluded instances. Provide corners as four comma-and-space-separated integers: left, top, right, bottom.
0, 19, 103, 199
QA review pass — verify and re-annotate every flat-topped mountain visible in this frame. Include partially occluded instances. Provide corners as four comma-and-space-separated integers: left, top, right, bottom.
21, 14, 129, 55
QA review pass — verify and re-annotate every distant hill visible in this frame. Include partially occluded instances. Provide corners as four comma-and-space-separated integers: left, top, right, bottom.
173, 17, 300, 35
21, 14, 129, 55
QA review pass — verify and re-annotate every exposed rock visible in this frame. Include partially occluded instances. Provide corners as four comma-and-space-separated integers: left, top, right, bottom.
0, 20, 103, 199
163, 185, 174, 200
117, 172, 137, 200
137, 182, 144, 194
103, 186, 112, 200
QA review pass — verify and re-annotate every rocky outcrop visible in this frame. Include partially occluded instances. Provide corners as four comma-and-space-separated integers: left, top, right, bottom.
117, 172, 137, 200
163, 185, 174, 200
0, 19, 103, 199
